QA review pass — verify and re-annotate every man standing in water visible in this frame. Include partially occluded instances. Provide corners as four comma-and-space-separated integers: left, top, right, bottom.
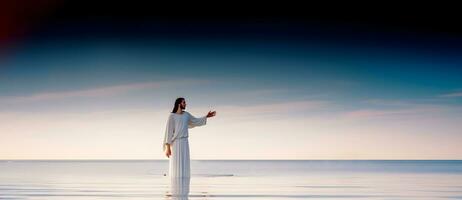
163, 97, 216, 178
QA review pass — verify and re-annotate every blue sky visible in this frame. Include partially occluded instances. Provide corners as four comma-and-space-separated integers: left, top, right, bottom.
1, 20, 462, 159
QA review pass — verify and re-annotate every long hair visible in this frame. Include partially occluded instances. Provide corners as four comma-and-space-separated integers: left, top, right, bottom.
171, 97, 185, 113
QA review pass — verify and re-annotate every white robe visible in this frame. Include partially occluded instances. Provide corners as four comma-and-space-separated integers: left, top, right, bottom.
163, 111, 207, 178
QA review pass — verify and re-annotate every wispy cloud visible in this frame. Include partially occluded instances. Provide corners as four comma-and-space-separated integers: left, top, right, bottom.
343, 104, 454, 119
232, 100, 329, 113
439, 91, 462, 98
345, 109, 421, 118
191, 99, 330, 120
0, 79, 209, 104
362, 99, 413, 107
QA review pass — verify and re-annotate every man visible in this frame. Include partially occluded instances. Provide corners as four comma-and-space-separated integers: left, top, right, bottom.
163, 97, 216, 178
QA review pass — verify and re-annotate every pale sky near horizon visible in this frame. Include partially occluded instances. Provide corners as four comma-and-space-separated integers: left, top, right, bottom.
1, 18, 462, 160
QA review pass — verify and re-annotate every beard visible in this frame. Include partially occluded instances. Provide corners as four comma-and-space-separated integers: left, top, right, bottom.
180, 105, 186, 110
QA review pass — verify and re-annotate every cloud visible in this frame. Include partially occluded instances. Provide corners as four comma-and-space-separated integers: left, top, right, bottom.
190, 99, 330, 121
362, 99, 413, 106
344, 109, 420, 118
231, 100, 329, 113
343, 104, 454, 120
0, 79, 210, 104
439, 91, 462, 98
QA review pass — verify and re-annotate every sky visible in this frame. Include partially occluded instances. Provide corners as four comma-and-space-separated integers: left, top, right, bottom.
1, 2, 461, 160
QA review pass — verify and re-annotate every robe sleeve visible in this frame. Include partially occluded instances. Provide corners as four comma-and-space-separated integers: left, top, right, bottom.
163, 115, 175, 152
188, 112, 207, 129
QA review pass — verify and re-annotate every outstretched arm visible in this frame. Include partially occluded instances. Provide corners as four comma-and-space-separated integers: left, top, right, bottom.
188, 113, 207, 129
188, 110, 216, 128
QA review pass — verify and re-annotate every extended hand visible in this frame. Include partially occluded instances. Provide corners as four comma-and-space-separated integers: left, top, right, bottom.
206, 110, 216, 118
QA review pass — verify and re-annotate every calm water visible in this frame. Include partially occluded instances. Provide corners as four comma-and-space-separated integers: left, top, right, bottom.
1, 160, 461, 199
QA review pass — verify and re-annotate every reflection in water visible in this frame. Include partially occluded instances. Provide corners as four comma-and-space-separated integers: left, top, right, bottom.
166, 177, 191, 199
1, 161, 462, 200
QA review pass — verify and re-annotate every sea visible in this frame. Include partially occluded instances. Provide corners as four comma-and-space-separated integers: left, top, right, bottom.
0, 160, 461, 199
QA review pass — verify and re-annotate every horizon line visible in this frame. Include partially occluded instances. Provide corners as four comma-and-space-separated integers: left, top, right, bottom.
1, 159, 461, 161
